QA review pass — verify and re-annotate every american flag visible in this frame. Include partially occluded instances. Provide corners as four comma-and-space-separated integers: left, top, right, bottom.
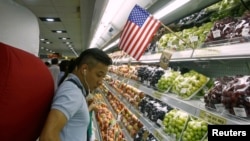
118, 4, 161, 61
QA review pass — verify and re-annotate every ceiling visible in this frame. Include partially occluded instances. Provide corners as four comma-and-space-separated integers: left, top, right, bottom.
14, 0, 108, 58
13, 0, 220, 59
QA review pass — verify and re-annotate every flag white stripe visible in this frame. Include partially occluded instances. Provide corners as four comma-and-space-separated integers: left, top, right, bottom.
134, 18, 160, 59
131, 17, 154, 59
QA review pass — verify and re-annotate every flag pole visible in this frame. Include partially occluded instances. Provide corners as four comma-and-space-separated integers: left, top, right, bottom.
160, 22, 195, 49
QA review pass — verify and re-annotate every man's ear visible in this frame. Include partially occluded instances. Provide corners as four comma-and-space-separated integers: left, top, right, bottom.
80, 64, 88, 72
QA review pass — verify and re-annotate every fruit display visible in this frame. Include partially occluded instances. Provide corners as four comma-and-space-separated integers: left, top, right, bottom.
221, 75, 250, 117
205, 11, 250, 44
181, 118, 208, 141
104, 90, 144, 138
109, 65, 138, 80
134, 127, 158, 141
209, 0, 249, 22
177, 9, 212, 29
156, 70, 181, 92
111, 79, 145, 108
138, 95, 173, 126
94, 95, 125, 141
204, 76, 234, 110
171, 70, 209, 100
162, 109, 190, 141
137, 66, 165, 88
158, 21, 214, 51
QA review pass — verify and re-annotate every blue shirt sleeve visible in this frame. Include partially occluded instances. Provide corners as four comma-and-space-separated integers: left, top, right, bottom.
52, 81, 84, 120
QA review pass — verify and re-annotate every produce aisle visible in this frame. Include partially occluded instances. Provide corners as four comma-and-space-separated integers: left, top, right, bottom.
92, 0, 250, 140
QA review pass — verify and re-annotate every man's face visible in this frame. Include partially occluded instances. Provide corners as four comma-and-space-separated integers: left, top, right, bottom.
85, 63, 108, 91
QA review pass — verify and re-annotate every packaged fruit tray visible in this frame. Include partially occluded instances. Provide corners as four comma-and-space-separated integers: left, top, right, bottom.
202, 36, 250, 48
162, 109, 190, 141
178, 78, 210, 101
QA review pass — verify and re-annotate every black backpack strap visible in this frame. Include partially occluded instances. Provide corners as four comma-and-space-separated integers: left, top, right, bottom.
66, 79, 87, 97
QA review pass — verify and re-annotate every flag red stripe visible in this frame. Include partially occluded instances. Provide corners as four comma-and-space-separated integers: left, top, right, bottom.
130, 16, 155, 59
127, 17, 152, 58
119, 21, 130, 50
136, 19, 161, 59
122, 24, 140, 53
135, 18, 161, 59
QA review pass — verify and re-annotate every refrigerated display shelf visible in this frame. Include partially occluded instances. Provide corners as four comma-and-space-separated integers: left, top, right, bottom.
98, 89, 132, 141
103, 82, 170, 141
114, 42, 250, 63
108, 73, 250, 125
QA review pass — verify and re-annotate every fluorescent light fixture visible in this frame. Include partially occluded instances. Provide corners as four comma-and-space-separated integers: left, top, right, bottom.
52, 30, 67, 33
39, 17, 61, 22
90, 0, 125, 48
154, 0, 190, 19
40, 38, 47, 41
46, 18, 54, 22
59, 37, 70, 40
64, 42, 72, 45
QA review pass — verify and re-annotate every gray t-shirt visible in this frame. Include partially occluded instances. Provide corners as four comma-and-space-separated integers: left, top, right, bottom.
52, 73, 90, 141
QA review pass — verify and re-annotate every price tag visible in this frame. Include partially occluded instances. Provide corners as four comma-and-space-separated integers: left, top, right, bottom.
189, 36, 198, 42
159, 50, 172, 70
154, 130, 164, 141
180, 88, 187, 94
233, 107, 247, 117
117, 114, 122, 122
242, 28, 250, 37
214, 103, 225, 112
157, 119, 163, 125
199, 110, 227, 124
245, 96, 250, 102
212, 30, 221, 38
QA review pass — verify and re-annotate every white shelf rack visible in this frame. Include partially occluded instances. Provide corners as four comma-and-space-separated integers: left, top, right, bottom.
103, 81, 172, 141
108, 72, 250, 125
115, 42, 250, 63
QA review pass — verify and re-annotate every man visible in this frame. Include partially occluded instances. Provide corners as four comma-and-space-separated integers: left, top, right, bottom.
39, 48, 112, 141
48, 58, 60, 90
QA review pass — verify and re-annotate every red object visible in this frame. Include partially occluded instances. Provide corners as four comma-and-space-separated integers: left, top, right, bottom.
118, 4, 161, 60
0, 42, 54, 141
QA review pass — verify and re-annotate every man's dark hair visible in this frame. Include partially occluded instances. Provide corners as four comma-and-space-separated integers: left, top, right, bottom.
51, 58, 58, 65
58, 48, 112, 86
75, 48, 112, 69
59, 60, 70, 71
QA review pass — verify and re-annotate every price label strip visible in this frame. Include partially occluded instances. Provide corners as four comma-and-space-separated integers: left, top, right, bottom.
154, 130, 164, 141
153, 91, 163, 100
199, 110, 227, 125
133, 81, 141, 89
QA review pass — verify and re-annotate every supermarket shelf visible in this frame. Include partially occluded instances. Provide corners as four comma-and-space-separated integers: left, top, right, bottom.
108, 72, 250, 125
98, 89, 133, 141
115, 42, 250, 63
104, 82, 170, 141
128, 79, 250, 125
